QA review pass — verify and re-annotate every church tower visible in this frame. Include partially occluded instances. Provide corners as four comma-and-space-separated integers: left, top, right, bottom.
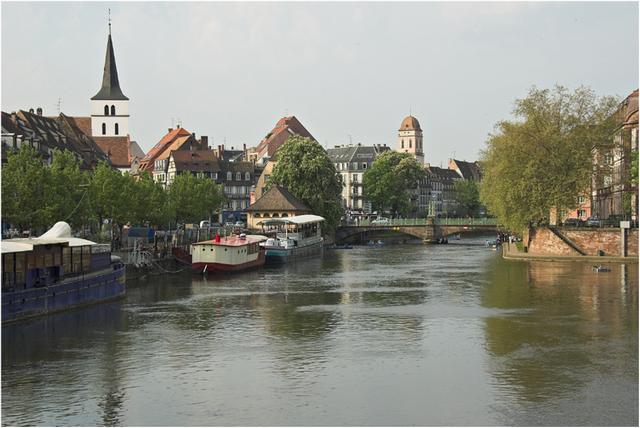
396, 115, 424, 164
90, 23, 129, 138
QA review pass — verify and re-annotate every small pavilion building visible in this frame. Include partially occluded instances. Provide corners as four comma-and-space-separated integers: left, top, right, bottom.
245, 185, 311, 229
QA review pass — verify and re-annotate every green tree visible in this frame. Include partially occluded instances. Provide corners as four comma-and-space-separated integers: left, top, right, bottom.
1, 146, 50, 231
268, 136, 343, 230
454, 179, 482, 217
479, 85, 619, 232
89, 161, 123, 227
363, 151, 425, 216
46, 150, 90, 229
130, 172, 170, 227
167, 173, 225, 225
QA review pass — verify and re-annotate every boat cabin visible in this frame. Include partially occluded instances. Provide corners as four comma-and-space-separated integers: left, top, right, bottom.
1, 223, 112, 292
258, 214, 324, 244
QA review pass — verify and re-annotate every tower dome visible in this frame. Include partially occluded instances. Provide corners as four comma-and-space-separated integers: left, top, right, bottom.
399, 115, 421, 131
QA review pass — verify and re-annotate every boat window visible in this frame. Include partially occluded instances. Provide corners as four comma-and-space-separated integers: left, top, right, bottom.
202, 247, 206, 251
15, 253, 26, 286
2, 254, 15, 289
82, 246, 91, 271
62, 247, 71, 273
72, 247, 82, 273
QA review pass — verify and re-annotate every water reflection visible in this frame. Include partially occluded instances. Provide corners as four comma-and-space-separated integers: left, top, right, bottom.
482, 258, 638, 412
2, 239, 637, 426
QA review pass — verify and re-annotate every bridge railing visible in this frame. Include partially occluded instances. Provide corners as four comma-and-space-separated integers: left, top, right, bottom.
343, 217, 498, 227
435, 217, 498, 226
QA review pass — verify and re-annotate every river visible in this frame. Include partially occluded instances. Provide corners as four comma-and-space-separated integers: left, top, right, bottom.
2, 235, 638, 426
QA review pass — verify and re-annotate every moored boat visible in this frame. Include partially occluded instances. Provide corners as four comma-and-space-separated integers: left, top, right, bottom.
1, 222, 126, 324
258, 215, 324, 263
191, 233, 268, 272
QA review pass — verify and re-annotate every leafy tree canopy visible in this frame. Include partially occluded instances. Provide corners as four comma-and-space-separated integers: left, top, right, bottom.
363, 151, 425, 215
479, 85, 619, 232
454, 180, 482, 217
167, 173, 225, 225
269, 136, 343, 230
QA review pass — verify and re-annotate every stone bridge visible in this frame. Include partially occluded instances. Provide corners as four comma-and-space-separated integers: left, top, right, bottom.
335, 218, 500, 244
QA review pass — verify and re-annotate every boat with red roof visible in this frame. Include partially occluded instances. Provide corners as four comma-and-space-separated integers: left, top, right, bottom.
189, 233, 268, 272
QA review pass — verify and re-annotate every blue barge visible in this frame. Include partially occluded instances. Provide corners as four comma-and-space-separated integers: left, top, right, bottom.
2, 222, 125, 324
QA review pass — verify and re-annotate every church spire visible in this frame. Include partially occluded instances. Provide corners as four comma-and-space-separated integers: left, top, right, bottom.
91, 21, 128, 101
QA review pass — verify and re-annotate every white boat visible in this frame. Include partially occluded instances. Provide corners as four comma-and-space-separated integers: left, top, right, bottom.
258, 214, 324, 263
191, 233, 268, 272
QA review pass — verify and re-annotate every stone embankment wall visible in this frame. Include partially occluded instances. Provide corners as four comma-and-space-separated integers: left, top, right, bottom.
527, 227, 638, 257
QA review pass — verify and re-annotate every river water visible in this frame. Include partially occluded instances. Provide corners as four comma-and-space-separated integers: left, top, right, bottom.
2, 235, 638, 426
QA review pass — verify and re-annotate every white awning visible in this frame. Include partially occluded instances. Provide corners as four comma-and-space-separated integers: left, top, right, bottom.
1, 221, 97, 253
1, 241, 33, 254
258, 214, 325, 226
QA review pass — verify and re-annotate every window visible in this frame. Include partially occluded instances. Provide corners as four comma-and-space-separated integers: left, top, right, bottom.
101, 123, 106, 135
114, 123, 119, 135
227, 171, 232, 181
401, 140, 404, 149
111, 105, 116, 115
409, 140, 412, 148
245, 172, 250, 181
236, 172, 241, 181
104, 105, 109, 116
578, 196, 585, 204
213, 172, 218, 180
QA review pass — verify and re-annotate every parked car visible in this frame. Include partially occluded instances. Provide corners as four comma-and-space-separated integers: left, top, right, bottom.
371, 217, 390, 225
234, 221, 245, 228
224, 221, 235, 227
586, 217, 600, 227
562, 218, 583, 227
199, 220, 210, 228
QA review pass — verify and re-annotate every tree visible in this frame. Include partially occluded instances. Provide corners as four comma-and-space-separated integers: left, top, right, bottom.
1, 145, 50, 231
363, 151, 425, 216
167, 173, 225, 225
46, 150, 90, 229
130, 172, 170, 227
454, 180, 481, 217
268, 136, 343, 230
479, 85, 619, 232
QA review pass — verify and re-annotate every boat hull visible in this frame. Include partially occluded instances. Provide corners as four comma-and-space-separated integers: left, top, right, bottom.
2, 265, 126, 324
264, 240, 323, 264
192, 250, 265, 272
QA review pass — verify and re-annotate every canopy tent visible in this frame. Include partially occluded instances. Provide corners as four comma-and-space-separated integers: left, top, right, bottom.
257, 214, 325, 226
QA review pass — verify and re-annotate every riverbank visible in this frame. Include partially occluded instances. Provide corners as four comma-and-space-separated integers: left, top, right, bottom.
502, 241, 639, 263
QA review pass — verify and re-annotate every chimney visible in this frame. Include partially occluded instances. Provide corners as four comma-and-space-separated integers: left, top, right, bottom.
192, 133, 196, 140
243, 143, 246, 152
36, 107, 43, 116
29, 108, 34, 114
168, 128, 173, 133
201, 136, 208, 149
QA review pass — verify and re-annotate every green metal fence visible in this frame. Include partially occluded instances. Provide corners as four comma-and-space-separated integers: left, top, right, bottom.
348, 218, 498, 227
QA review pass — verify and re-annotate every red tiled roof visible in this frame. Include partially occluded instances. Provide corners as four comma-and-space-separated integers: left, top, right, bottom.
93, 136, 131, 168
139, 127, 192, 171
65, 116, 92, 137
255, 116, 315, 159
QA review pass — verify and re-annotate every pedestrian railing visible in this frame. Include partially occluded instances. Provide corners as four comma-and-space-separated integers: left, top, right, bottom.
343, 218, 498, 227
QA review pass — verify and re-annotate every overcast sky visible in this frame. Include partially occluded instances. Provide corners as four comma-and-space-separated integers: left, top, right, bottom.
2, 2, 638, 166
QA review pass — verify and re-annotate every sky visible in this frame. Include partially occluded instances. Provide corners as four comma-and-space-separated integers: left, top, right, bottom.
1, 1, 638, 167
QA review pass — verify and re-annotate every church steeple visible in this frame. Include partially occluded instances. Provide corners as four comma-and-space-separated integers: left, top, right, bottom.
91, 31, 128, 101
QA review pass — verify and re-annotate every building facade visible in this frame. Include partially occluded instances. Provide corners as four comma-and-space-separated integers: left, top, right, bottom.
592, 89, 639, 221
327, 144, 391, 212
